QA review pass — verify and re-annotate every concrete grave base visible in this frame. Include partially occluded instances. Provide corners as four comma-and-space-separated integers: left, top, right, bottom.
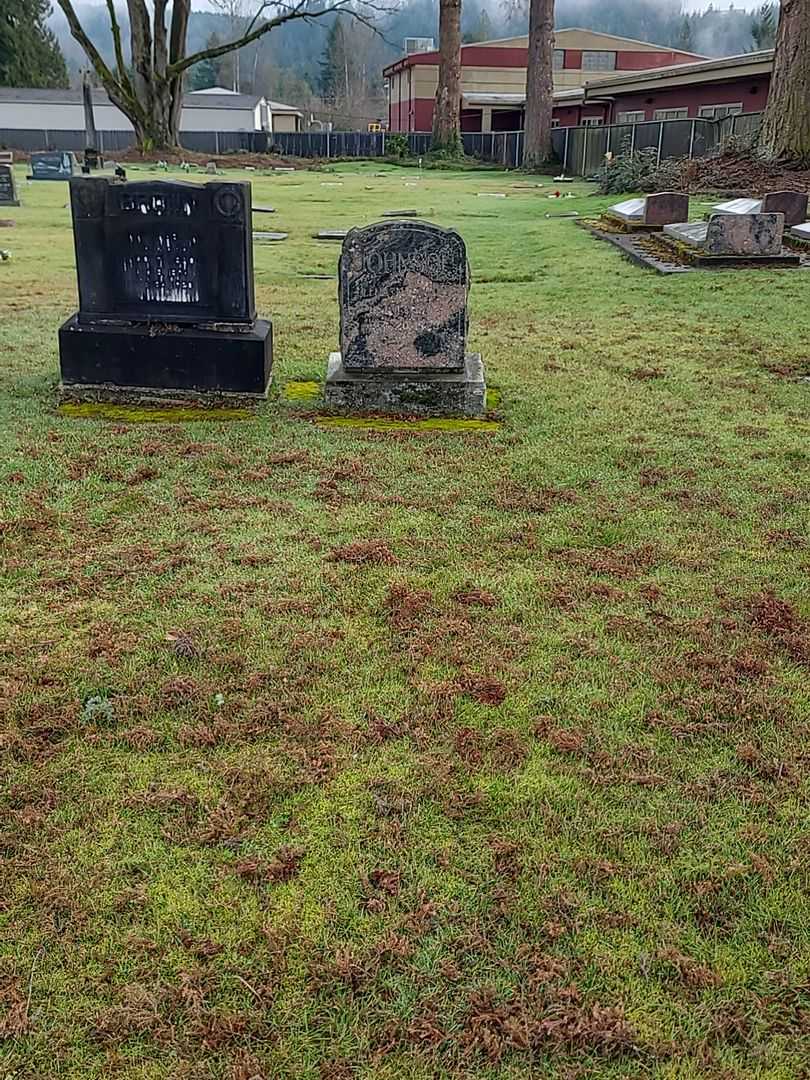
58, 315, 273, 401
324, 352, 486, 417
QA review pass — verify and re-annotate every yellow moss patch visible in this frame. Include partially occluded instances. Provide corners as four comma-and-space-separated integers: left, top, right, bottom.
485, 387, 502, 409
313, 415, 501, 433
58, 403, 254, 422
282, 380, 322, 401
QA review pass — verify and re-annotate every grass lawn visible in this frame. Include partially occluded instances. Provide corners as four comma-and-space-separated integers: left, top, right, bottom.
0, 161, 809, 1079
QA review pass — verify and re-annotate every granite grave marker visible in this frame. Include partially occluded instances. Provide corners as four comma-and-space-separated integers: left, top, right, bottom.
0, 164, 19, 207
664, 213, 784, 256
712, 191, 808, 227
607, 192, 689, 229
30, 151, 76, 180
324, 220, 485, 416
58, 177, 273, 402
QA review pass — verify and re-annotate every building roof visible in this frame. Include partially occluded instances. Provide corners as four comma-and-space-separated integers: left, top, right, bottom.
582, 49, 774, 97
385, 26, 708, 75
0, 86, 262, 109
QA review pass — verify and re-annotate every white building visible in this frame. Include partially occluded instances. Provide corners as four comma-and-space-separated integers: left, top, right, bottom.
0, 86, 302, 135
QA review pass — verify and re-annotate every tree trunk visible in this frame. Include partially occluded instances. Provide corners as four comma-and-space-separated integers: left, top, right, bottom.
758, 0, 810, 163
523, 0, 554, 171
432, 0, 462, 154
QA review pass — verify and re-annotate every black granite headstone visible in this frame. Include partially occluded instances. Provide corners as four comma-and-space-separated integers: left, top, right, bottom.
59, 177, 272, 401
0, 165, 19, 207
30, 151, 76, 180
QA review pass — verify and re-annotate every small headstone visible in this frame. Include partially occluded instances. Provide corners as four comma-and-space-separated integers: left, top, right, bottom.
705, 213, 784, 256
608, 192, 688, 227
205, 161, 218, 174
644, 192, 689, 227
0, 164, 19, 207
761, 191, 809, 227
252, 205, 276, 214
665, 213, 784, 256
314, 230, 348, 241
58, 177, 273, 403
324, 219, 485, 417
789, 222, 810, 242
254, 231, 288, 242
30, 151, 76, 180
712, 197, 762, 216
382, 209, 419, 217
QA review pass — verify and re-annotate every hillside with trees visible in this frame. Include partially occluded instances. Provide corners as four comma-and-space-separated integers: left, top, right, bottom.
46, 1, 778, 130
0, 0, 68, 88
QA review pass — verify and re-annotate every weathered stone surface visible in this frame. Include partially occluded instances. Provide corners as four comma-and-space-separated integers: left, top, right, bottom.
705, 213, 784, 256
663, 221, 709, 248
324, 351, 485, 417
712, 197, 761, 216
789, 222, 810, 241
30, 151, 76, 180
0, 164, 19, 206
713, 193, 808, 227
339, 220, 468, 373
608, 197, 645, 222
644, 192, 689, 226
761, 191, 809, 227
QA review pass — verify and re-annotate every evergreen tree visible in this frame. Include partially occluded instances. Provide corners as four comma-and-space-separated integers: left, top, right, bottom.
0, 0, 68, 87
464, 7, 494, 43
187, 34, 221, 91
318, 18, 345, 103
750, 3, 777, 50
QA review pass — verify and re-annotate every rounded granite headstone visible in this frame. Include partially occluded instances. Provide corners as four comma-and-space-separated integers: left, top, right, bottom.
339, 220, 468, 373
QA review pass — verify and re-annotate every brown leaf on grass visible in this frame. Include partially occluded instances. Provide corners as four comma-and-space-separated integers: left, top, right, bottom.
328, 539, 397, 565
629, 365, 665, 380
368, 868, 402, 896
657, 947, 721, 989
226, 1051, 267, 1080
460, 672, 507, 705
385, 581, 432, 628
748, 590, 801, 636
0, 986, 29, 1040
453, 587, 498, 608
234, 847, 303, 885
545, 727, 585, 753
165, 629, 200, 660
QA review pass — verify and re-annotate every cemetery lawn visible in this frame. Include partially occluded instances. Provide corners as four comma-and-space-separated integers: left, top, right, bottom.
1, 162, 810, 1080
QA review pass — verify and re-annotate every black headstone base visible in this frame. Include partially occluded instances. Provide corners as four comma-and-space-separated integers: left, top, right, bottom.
58, 315, 273, 401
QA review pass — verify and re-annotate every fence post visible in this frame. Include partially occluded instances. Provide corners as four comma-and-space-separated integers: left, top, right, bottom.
326, 129, 330, 159
582, 126, 588, 176
688, 118, 696, 159
563, 126, 570, 172
656, 121, 664, 167
381, 130, 385, 157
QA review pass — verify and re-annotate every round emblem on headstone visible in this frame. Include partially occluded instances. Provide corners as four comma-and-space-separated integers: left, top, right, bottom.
214, 187, 243, 219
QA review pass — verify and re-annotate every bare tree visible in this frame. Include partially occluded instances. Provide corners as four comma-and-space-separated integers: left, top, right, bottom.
432, 0, 462, 154
522, 0, 554, 171
758, 0, 810, 162
55, 0, 386, 150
